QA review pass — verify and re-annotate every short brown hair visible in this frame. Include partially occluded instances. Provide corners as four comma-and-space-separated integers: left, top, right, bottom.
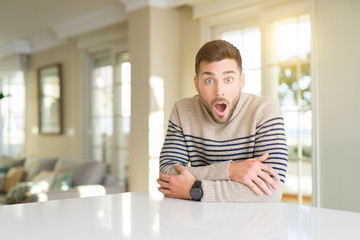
195, 40, 242, 77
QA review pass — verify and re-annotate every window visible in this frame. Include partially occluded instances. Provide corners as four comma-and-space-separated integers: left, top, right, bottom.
88, 51, 131, 188
269, 14, 312, 205
206, 4, 312, 205
221, 28, 262, 95
0, 71, 25, 158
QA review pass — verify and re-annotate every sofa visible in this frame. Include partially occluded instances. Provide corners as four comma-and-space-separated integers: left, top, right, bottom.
0, 156, 125, 205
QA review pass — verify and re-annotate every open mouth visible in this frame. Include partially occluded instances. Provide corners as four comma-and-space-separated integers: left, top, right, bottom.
215, 102, 227, 116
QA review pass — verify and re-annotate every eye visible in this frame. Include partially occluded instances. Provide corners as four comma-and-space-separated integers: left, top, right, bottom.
205, 78, 214, 84
225, 78, 233, 83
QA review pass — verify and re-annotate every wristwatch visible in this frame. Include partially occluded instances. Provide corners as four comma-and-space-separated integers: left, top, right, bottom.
190, 180, 203, 201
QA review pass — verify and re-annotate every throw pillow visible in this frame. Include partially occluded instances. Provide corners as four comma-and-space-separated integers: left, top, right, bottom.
24, 157, 57, 181
32, 171, 56, 192
52, 172, 72, 191
0, 172, 6, 190
5, 182, 41, 204
1, 166, 25, 193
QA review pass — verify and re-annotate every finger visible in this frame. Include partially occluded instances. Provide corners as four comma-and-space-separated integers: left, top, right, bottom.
158, 187, 175, 198
159, 172, 171, 182
254, 153, 269, 162
157, 178, 170, 189
261, 164, 280, 181
246, 180, 263, 196
258, 171, 278, 190
253, 177, 272, 196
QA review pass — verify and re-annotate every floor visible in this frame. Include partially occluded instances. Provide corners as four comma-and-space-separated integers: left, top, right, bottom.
282, 194, 312, 206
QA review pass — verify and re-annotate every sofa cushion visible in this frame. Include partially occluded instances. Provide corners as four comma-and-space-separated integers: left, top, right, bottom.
1, 166, 25, 193
0, 157, 25, 174
24, 157, 58, 181
54, 158, 106, 186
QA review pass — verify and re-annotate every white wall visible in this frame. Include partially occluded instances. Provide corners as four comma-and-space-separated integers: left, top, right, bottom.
314, 0, 360, 212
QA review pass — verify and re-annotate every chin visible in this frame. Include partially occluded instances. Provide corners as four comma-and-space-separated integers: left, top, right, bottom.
212, 114, 229, 124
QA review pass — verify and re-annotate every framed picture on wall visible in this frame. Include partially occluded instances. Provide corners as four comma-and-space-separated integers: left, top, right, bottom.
38, 63, 63, 135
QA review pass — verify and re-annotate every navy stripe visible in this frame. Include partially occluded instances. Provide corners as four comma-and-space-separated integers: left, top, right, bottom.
168, 120, 183, 132
161, 151, 189, 158
271, 167, 287, 173
257, 117, 284, 129
255, 133, 286, 141
254, 143, 288, 150
256, 128, 286, 136
256, 138, 287, 144
188, 150, 255, 158
183, 134, 256, 144
160, 155, 189, 163
264, 162, 288, 167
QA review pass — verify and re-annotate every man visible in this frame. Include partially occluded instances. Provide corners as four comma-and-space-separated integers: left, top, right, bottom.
157, 40, 287, 202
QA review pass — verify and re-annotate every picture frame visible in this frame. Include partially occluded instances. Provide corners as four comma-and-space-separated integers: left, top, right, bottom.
38, 63, 63, 135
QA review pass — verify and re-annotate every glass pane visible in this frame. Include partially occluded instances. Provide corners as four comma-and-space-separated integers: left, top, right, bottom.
282, 110, 299, 158
299, 15, 311, 61
301, 110, 312, 158
92, 147, 102, 162
278, 64, 297, 107
221, 27, 261, 95
116, 117, 131, 148
0, 71, 25, 158
275, 17, 298, 61
117, 149, 130, 184
221, 30, 243, 51
243, 29, 261, 69
92, 119, 103, 147
300, 63, 311, 110
243, 69, 261, 96
121, 82, 131, 117
92, 88, 113, 117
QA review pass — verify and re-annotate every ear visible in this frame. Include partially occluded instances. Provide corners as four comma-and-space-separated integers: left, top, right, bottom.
240, 72, 245, 90
194, 75, 200, 93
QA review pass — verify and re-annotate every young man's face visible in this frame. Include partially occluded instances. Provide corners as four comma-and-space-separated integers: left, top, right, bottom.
194, 58, 245, 124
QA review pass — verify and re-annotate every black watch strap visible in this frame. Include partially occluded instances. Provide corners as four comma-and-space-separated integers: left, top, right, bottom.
193, 180, 201, 188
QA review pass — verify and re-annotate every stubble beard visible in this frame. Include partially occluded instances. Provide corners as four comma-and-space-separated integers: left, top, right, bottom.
200, 93, 241, 124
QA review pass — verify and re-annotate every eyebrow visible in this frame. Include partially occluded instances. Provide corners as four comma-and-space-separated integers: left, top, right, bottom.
201, 70, 236, 76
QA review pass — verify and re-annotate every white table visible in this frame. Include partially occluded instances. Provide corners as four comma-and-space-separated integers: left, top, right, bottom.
0, 191, 359, 240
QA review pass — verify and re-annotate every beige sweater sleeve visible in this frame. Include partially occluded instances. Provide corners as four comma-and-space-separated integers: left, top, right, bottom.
201, 180, 284, 202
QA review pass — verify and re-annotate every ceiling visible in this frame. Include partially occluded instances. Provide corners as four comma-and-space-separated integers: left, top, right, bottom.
0, 0, 126, 57
0, 0, 210, 58
0, 0, 266, 58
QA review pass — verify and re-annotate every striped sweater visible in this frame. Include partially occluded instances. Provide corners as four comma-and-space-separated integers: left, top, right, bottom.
159, 93, 288, 202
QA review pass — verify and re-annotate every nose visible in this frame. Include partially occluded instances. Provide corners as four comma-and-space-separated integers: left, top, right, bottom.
215, 82, 225, 97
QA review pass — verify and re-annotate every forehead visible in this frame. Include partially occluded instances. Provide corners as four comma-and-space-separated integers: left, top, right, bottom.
199, 59, 239, 75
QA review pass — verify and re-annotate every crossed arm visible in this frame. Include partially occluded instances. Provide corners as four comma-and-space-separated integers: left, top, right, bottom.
157, 153, 281, 201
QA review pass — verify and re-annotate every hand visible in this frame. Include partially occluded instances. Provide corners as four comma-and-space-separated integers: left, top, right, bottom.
157, 164, 196, 200
228, 153, 280, 196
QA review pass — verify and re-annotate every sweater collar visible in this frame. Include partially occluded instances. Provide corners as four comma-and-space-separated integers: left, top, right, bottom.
228, 91, 247, 123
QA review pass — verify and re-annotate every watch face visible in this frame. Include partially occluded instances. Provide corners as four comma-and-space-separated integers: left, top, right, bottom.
190, 187, 203, 201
